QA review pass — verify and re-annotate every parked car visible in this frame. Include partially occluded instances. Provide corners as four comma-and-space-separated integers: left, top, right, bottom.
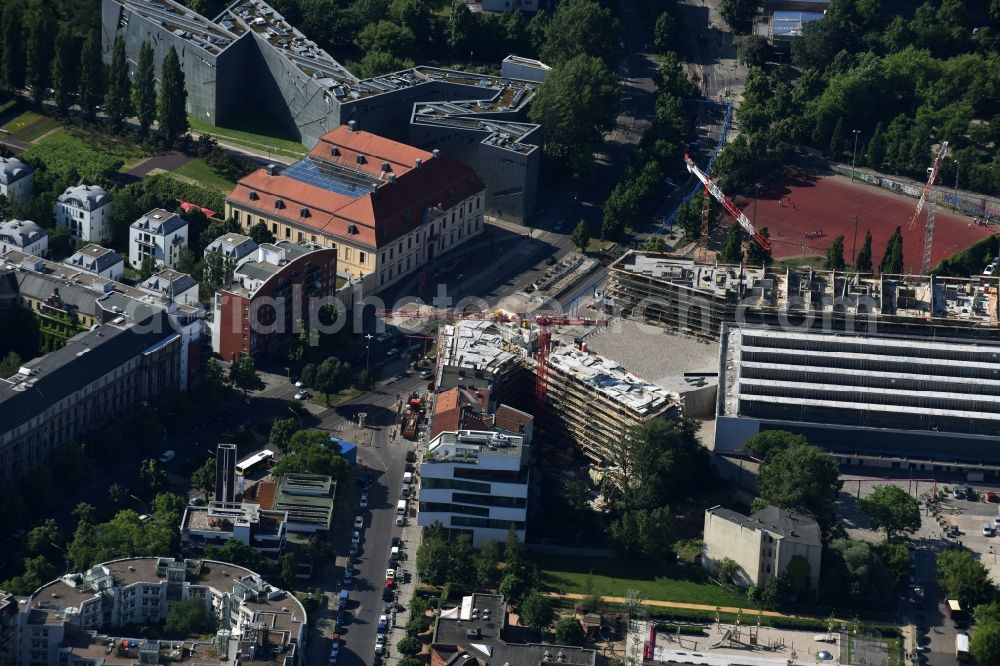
158, 450, 175, 464
395, 515, 405, 526
374, 635, 386, 656
386, 347, 400, 358
294, 390, 310, 400
376, 332, 392, 343
188, 497, 205, 507
342, 568, 353, 586
377, 614, 388, 633
965, 486, 977, 501
354, 515, 364, 529
419, 369, 433, 380
405, 450, 417, 463
993, 514, 1000, 527
351, 530, 361, 545
385, 569, 396, 584
294, 380, 305, 388
359, 491, 369, 510
988, 491, 999, 503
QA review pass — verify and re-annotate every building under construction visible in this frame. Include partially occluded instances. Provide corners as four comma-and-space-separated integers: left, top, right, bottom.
608, 251, 1000, 340
541, 344, 681, 466
435, 319, 536, 409
718, 323, 1000, 466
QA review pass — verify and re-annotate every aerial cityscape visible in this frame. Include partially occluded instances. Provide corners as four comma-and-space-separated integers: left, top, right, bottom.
0, 0, 998, 664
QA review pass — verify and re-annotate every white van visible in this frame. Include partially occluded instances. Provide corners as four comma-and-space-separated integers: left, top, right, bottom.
983, 522, 994, 537
396, 499, 407, 515
403, 472, 413, 485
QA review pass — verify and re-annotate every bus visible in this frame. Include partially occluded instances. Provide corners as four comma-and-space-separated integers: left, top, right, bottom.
236, 449, 274, 477
956, 633, 970, 661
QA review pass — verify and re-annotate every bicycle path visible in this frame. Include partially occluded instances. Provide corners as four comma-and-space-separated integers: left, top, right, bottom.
543, 592, 848, 622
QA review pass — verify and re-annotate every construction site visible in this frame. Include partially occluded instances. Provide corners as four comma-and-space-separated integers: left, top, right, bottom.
608, 252, 1000, 340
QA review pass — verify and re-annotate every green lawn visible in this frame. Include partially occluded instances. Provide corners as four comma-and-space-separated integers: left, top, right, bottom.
18, 117, 60, 142
172, 158, 238, 193
1, 110, 44, 134
537, 555, 745, 606
189, 115, 307, 159
310, 387, 364, 408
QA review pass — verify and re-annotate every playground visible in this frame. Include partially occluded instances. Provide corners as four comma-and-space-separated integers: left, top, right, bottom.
739, 168, 995, 273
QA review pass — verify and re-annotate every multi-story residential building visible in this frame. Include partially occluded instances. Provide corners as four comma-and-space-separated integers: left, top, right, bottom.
210, 241, 337, 361
0, 311, 181, 479
0, 219, 47, 257
181, 501, 288, 556
225, 125, 486, 291
0, 590, 15, 664
543, 344, 681, 466
15, 557, 306, 666
431, 593, 596, 665
418, 429, 529, 546
703, 505, 822, 589
435, 318, 535, 399
0, 157, 33, 206
204, 232, 259, 268
55, 184, 114, 245
104, 0, 541, 223
430, 386, 534, 442
140, 268, 199, 306
62, 244, 124, 280
129, 208, 189, 269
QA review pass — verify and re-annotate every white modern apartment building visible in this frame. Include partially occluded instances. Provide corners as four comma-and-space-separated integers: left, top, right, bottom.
0, 219, 47, 257
56, 184, 114, 245
703, 505, 822, 589
418, 429, 529, 546
14, 557, 306, 665
0, 157, 33, 206
129, 208, 189, 269
204, 232, 259, 267
62, 244, 124, 280
181, 501, 287, 556
140, 268, 199, 306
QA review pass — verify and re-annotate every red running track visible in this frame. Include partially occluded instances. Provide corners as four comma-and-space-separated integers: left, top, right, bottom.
737, 170, 994, 272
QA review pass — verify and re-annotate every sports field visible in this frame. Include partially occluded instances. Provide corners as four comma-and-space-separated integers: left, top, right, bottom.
741, 168, 993, 273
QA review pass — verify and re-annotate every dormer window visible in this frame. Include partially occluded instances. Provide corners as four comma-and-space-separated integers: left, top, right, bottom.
300, 207, 310, 218
248, 191, 259, 201
347, 224, 358, 235
331, 146, 340, 156
356, 154, 366, 165
275, 199, 285, 209
381, 161, 391, 172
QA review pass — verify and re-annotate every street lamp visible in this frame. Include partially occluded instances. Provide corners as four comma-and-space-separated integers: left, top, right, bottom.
851, 130, 861, 182
364, 333, 374, 376
288, 405, 303, 429
129, 494, 148, 513
852, 214, 861, 268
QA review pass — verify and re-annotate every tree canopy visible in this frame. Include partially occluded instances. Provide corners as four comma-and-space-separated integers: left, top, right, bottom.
859, 485, 921, 540
272, 430, 349, 481
937, 549, 995, 609
165, 597, 217, 637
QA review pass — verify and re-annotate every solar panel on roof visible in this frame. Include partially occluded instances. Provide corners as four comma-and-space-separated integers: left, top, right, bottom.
282, 159, 371, 197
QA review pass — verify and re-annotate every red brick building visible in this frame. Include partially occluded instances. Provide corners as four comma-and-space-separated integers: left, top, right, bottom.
211, 241, 337, 361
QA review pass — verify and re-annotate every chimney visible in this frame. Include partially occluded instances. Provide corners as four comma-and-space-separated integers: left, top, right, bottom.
266, 164, 277, 176
347, 120, 357, 132
415, 158, 422, 169
432, 149, 441, 159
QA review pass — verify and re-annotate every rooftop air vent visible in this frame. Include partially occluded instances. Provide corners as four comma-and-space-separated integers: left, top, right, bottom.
414, 158, 422, 168
432, 149, 440, 158
266, 163, 277, 176
347, 120, 357, 131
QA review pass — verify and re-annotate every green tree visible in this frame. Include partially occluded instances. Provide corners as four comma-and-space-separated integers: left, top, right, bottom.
280, 552, 297, 589
608, 506, 675, 561
475, 539, 501, 587
571, 220, 590, 252
747, 227, 772, 265
397, 636, 421, 656
206, 538, 266, 571
108, 482, 126, 507
229, 355, 265, 397
855, 230, 873, 272
528, 54, 618, 166
165, 597, 217, 636
105, 35, 132, 128
397, 658, 422, 666
191, 458, 215, 499
247, 221, 276, 245
643, 235, 667, 252
446, 3, 475, 56
865, 122, 885, 168
416, 534, 450, 585
539, 0, 619, 67
0, 351, 21, 379
829, 117, 845, 156
50, 24, 78, 114
971, 621, 1000, 666
977, 601, 1000, 627
719, 222, 743, 263
157, 46, 188, 146
450, 533, 476, 586
738, 35, 768, 68
25, 3, 54, 105
719, 0, 758, 35
139, 256, 157, 280
78, 33, 103, 120
937, 549, 995, 609
134, 41, 157, 134
785, 555, 812, 600
357, 20, 416, 58
1, 555, 56, 596
300, 363, 318, 388
746, 432, 842, 529
824, 235, 846, 270
554, 617, 586, 646
398, 0, 433, 46
759, 575, 791, 610
859, 485, 921, 540
520, 592, 554, 631
139, 458, 166, 493
653, 11, 677, 53
26, 519, 61, 557
270, 417, 299, 452
273, 431, 349, 480
879, 226, 904, 274
349, 51, 414, 78
314, 357, 351, 404
498, 570, 529, 602
0, 1, 25, 93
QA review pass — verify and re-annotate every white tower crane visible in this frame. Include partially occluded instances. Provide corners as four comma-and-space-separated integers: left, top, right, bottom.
909, 141, 950, 274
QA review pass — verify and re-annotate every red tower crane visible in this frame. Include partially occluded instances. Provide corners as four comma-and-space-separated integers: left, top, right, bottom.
908, 141, 950, 274
684, 154, 772, 252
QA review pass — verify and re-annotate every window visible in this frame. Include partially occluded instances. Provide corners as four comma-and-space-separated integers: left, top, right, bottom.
271, 223, 278, 234
408, 236, 412, 249
359, 251, 366, 265
297, 232, 303, 242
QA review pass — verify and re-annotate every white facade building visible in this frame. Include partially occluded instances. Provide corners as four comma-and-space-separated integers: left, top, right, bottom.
0, 219, 47, 256
56, 184, 114, 245
205, 232, 259, 268
418, 429, 529, 546
702, 505, 822, 589
62, 244, 124, 280
181, 501, 287, 555
129, 208, 189, 269
140, 268, 199, 306
0, 157, 33, 206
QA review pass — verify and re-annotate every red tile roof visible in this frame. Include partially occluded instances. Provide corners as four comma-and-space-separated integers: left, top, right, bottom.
431, 386, 491, 438
309, 125, 431, 179
228, 140, 485, 249
494, 404, 533, 434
